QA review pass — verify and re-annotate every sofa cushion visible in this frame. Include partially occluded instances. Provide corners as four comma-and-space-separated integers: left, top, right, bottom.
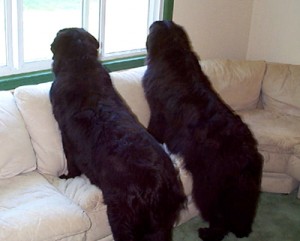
14, 82, 67, 176
240, 109, 300, 154
14, 67, 150, 176
0, 171, 90, 241
47, 174, 104, 212
262, 63, 300, 117
110, 66, 150, 127
239, 109, 300, 173
200, 59, 266, 111
0, 91, 36, 178
47, 174, 112, 241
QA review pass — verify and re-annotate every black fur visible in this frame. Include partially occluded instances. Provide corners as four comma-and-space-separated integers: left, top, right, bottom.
49, 28, 186, 241
142, 21, 263, 241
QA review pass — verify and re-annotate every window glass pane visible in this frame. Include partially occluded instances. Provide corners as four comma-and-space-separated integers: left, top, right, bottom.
85, 0, 100, 41
0, 0, 6, 66
104, 0, 149, 55
23, 0, 82, 62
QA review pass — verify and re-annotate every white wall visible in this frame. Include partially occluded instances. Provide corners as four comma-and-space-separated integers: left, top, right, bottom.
173, 0, 300, 65
247, 0, 300, 65
173, 0, 254, 60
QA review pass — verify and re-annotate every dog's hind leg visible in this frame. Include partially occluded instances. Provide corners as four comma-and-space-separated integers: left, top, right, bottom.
105, 203, 136, 241
224, 184, 259, 238
197, 199, 229, 241
106, 197, 150, 241
192, 178, 229, 241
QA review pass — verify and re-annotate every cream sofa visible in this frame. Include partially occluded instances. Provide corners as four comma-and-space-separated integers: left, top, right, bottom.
200, 60, 300, 195
0, 59, 299, 241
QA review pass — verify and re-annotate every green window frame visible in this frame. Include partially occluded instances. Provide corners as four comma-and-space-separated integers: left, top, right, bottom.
0, 0, 174, 90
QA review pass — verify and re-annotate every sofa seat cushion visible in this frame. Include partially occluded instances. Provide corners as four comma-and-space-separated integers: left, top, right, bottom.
240, 109, 300, 153
262, 63, 300, 117
0, 91, 36, 178
0, 172, 90, 241
239, 109, 300, 173
200, 59, 266, 111
47, 174, 113, 241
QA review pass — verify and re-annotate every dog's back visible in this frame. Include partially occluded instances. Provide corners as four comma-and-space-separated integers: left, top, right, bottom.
50, 28, 185, 241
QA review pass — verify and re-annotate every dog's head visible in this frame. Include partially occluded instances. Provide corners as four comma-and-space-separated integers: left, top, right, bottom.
146, 20, 192, 59
51, 28, 99, 63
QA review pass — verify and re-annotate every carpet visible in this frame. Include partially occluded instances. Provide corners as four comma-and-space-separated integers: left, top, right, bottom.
173, 191, 300, 241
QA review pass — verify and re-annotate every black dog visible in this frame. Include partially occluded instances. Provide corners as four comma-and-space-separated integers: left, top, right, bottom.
49, 28, 185, 241
142, 21, 263, 241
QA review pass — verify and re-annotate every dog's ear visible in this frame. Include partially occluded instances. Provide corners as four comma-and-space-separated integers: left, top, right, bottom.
87, 34, 100, 51
51, 28, 73, 55
171, 24, 191, 51
146, 20, 192, 59
71, 29, 99, 52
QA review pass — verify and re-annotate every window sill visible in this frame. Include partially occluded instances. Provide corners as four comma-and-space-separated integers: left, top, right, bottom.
0, 55, 146, 90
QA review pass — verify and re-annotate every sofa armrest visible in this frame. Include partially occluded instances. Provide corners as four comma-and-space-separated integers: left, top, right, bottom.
44, 174, 104, 212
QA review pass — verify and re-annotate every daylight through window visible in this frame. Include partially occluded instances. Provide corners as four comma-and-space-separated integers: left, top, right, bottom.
1, 0, 164, 76
0, 0, 6, 67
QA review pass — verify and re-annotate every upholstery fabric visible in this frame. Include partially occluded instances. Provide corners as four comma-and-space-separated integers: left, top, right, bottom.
14, 83, 67, 177
262, 63, 300, 117
0, 172, 90, 241
200, 59, 266, 111
0, 91, 36, 178
46, 174, 103, 211
239, 109, 300, 154
1, 60, 298, 241
110, 66, 150, 127
13, 68, 150, 176
47, 174, 112, 241
240, 109, 300, 174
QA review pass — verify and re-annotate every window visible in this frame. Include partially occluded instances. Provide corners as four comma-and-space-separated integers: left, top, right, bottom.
102, 0, 161, 58
0, 0, 6, 67
23, 0, 82, 63
1, 0, 167, 77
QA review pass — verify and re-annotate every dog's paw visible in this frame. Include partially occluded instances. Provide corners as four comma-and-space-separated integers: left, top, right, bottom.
198, 227, 227, 241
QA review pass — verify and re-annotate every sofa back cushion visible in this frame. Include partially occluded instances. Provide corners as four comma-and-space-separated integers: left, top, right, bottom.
262, 63, 300, 117
110, 66, 150, 127
13, 67, 150, 176
200, 59, 266, 111
0, 91, 36, 178
14, 83, 67, 177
